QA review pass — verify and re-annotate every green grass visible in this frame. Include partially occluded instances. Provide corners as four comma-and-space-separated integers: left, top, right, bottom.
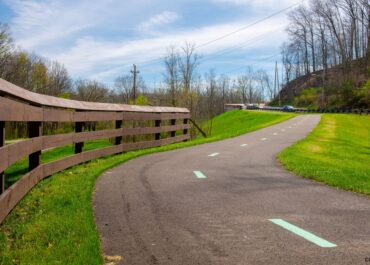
202, 110, 296, 139
279, 114, 370, 194
292, 87, 322, 109
0, 110, 295, 265
5, 140, 113, 188
291, 79, 370, 109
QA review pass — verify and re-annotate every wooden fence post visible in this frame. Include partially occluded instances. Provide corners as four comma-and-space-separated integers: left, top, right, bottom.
170, 119, 176, 137
75, 122, 84, 154
0, 121, 4, 194
28, 121, 41, 171
115, 120, 123, 145
0, 79, 193, 225
155, 119, 161, 140
132, 119, 136, 143
183, 118, 189, 142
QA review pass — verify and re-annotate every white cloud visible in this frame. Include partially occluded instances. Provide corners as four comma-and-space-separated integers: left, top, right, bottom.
3, 0, 291, 82
4, 0, 149, 50
138, 11, 180, 34
50, 15, 288, 81
5, 0, 104, 50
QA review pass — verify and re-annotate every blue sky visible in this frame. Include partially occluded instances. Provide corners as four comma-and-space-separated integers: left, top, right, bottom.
0, 0, 299, 86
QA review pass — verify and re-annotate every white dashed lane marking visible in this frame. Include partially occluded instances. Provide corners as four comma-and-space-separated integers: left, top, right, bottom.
208, 153, 220, 157
269, 219, 337, 248
193, 171, 207, 179
240, 144, 248, 147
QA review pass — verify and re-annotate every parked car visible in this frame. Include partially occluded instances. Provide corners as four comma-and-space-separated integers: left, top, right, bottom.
282, 105, 295, 112
246, 103, 259, 109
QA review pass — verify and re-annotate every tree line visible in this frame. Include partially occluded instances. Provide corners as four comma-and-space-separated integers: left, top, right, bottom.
113, 42, 276, 127
146, 43, 275, 125
281, 0, 369, 82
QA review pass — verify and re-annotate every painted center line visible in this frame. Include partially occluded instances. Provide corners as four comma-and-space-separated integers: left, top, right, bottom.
240, 144, 248, 147
281, 129, 286, 132
208, 153, 220, 157
273, 133, 278, 135
288, 126, 292, 128
269, 219, 337, 248
193, 171, 207, 179
261, 138, 267, 141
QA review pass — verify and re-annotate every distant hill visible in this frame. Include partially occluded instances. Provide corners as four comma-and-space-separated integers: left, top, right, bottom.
274, 59, 370, 110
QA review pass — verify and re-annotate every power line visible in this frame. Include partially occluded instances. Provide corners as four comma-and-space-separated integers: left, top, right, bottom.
222, 53, 280, 75
198, 26, 284, 64
194, 0, 304, 50
122, 0, 304, 70
136, 32, 271, 68
138, 25, 284, 71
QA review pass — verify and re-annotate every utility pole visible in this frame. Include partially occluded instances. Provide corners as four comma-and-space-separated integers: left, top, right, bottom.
281, 62, 284, 93
131, 64, 140, 143
274, 62, 277, 99
274, 61, 281, 106
277, 63, 280, 106
131, 64, 140, 105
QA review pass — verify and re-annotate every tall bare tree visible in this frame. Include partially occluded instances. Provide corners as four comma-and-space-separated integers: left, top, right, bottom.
163, 46, 180, 106
178, 42, 200, 111
283, 0, 369, 78
114, 74, 146, 104
47, 61, 71, 96
218, 75, 230, 112
74, 79, 109, 102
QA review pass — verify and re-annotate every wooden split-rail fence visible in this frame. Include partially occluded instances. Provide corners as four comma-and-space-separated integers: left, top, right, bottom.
0, 78, 191, 224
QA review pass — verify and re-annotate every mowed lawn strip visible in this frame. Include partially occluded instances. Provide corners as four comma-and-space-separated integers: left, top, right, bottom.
0, 110, 295, 265
279, 114, 370, 194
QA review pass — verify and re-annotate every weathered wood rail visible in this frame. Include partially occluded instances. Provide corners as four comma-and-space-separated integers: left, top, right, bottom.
0, 78, 191, 224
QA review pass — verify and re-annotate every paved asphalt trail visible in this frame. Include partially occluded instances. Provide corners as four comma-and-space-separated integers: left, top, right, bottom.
94, 115, 370, 265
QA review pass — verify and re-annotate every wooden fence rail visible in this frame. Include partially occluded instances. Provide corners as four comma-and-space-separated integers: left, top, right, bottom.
0, 78, 191, 224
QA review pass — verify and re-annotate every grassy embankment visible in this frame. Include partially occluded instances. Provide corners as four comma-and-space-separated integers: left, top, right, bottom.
279, 114, 370, 194
0, 110, 295, 265
292, 80, 370, 109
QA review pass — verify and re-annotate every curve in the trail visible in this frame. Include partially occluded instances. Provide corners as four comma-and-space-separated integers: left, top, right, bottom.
94, 115, 370, 265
